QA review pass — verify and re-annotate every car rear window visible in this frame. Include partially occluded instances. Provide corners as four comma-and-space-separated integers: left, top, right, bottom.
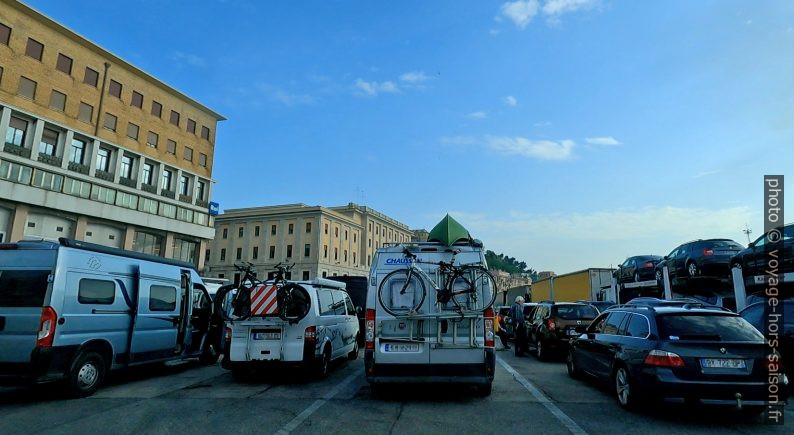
704, 240, 743, 249
656, 314, 763, 342
554, 305, 598, 320
0, 269, 50, 307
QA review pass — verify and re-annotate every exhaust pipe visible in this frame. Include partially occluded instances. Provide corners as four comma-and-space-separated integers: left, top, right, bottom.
734, 392, 742, 410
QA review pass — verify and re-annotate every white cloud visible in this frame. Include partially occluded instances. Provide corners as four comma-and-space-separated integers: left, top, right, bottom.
440, 136, 479, 146
585, 136, 621, 146
534, 121, 552, 127
399, 71, 428, 83
468, 111, 488, 120
353, 78, 400, 96
692, 170, 719, 179
504, 95, 518, 107
171, 51, 207, 68
542, 0, 599, 18
485, 135, 575, 160
500, 0, 540, 29
271, 90, 314, 106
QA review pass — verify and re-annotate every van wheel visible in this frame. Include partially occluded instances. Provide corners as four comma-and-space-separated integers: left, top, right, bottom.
475, 383, 492, 397
535, 339, 548, 361
348, 340, 359, 360
66, 351, 106, 398
315, 348, 331, 378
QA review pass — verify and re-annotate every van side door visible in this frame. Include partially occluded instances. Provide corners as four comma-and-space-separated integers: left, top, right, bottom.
130, 274, 182, 362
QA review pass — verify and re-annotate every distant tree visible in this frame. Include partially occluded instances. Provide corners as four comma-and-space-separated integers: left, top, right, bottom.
485, 250, 537, 280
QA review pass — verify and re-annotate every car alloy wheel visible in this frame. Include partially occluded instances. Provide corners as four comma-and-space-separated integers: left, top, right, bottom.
615, 367, 631, 407
634, 272, 640, 282
655, 270, 663, 282
567, 351, 579, 378
687, 262, 698, 277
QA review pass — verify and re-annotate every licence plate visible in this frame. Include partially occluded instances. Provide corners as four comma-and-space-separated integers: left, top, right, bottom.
382, 343, 420, 353
701, 358, 746, 369
567, 329, 579, 336
253, 332, 281, 340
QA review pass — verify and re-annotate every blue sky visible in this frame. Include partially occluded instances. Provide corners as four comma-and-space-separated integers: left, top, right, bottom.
29, 0, 794, 272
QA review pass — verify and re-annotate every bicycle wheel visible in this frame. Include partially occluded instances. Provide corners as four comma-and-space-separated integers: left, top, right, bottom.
450, 266, 498, 312
377, 269, 427, 317
277, 283, 311, 322
230, 285, 252, 320
213, 284, 239, 321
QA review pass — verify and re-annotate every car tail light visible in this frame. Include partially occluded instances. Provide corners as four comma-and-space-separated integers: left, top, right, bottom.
36, 306, 58, 347
484, 307, 494, 348
764, 357, 784, 372
643, 261, 654, 268
546, 318, 556, 332
224, 326, 232, 343
0, 243, 18, 250
304, 326, 317, 343
703, 248, 713, 256
365, 309, 375, 350
644, 349, 685, 368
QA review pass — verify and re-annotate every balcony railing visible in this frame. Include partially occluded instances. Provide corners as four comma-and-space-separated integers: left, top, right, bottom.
3, 142, 31, 158
195, 198, 209, 208
141, 183, 157, 194
119, 177, 136, 188
161, 189, 176, 199
67, 161, 90, 175
37, 152, 62, 167
179, 194, 193, 204
95, 169, 114, 181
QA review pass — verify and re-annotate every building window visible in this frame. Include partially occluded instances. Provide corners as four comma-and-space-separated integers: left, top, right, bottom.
335, 227, 339, 237
323, 245, 328, 258
271, 225, 276, 235
334, 248, 338, 261
31, 169, 63, 192
39, 129, 58, 156
220, 248, 226, 261
344, 250, 348, 262
171, 238, 198, 264
253, 246, 259, 260
269, 246, 275, 259
151, 101, 162, 117
353, 233, 357, 243
368, 239, 371, 247
103, 113, 117, 131
179, 174, 189, 196
83, 67, 99, 87
166, 139, 176, 154
288, 223, 294, 234
304, 244, 310, 257
108, 80, 122, 98
187, 119, 196, 134
49, 89, 66, 111
324, 223, 328, 234
25, 38, 43, 61
353, 253, 357, 264
238, 227, 244, 238
198, 153, 207, 167
17, 76, 36, 99
170, 110, 180, 126
147, 131, 158, 148
126, 122, 139, 140
5, 117, 27, 147
162, 169, 172, 190
204, 249, 210, 264
368, 255, 371, 266
254, 226, 260, 237
96, 148, 111, 172
345, 230, 348, 240
69, 138, 86, 164
0, 160, 33, 184
131, 91, 143, 108
142, 162, 154, 185
286, 245, 293, 258
195, 180, 205, 200
236, 248, 242, 260
302, 271, 310, 280
201, 126, 210, 140
132, 231, 163, 256
64, 177, 91, 198
222, 228, 228, 239
120, 155, 133, 179
183, 146, 193, 162
0, 23, 10, 45
78, 102, 93, 123
56, 53, 73, 75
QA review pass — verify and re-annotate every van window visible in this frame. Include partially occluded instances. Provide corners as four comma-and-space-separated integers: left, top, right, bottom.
344, 294, 355, 315
150, 285, 177, 311
318, 289, 334, 316
78, 279, 115, 305
0, 270, 50, 307
331, 290, 346, 315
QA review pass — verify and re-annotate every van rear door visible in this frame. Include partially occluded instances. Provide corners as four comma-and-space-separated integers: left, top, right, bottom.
0, 248, 56, 364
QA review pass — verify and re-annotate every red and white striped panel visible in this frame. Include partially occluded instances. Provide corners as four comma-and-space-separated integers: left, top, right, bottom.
250, 284, 279, 316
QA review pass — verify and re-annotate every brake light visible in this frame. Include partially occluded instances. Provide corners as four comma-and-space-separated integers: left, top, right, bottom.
484, 307, 494, 348
703, 248, 713, 256
36, 306, 57, 347
546, 318, 556, 332
0, 243, 18, 250
643, 261, 654, 268
304, 325, 317, 343
365, 309, 375, 350
224, 326, 232, 343
644, 349, 685, 368
764, 357, 785, 372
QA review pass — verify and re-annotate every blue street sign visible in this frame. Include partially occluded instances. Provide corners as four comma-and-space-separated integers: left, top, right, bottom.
209, 202, 220, 216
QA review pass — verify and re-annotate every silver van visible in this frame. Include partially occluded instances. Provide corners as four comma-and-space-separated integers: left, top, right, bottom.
0, 238, 218, 397
364, 242, 496, 396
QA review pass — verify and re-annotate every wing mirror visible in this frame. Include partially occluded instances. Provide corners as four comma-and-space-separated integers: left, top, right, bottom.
356, 306, 363, 315
748, 241, 755, 248
663, 256, 668, 260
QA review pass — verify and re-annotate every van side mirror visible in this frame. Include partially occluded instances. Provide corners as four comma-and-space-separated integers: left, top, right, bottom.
356, 306, 363, 315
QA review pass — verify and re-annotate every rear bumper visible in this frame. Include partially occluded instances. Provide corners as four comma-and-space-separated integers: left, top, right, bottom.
0, 345, 78, 385
696, 258, 732, 276
364, 348, 495, 385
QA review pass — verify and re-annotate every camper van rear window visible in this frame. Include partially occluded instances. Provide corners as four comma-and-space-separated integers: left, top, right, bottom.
0, 270, 50, 307
78, 279, 116, 305
150, 285, 177, 311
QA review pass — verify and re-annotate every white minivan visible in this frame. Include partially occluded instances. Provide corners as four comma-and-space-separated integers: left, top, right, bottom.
223, 278, 359, 378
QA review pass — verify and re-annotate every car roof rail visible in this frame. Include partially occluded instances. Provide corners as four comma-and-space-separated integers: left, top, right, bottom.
540, 300, 555, 304
607, 303, 656, 312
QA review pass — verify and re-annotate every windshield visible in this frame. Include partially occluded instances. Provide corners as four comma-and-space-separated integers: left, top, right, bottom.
656, 314, 763, 342
0, 269, 50, 307
554, 305, 598, 320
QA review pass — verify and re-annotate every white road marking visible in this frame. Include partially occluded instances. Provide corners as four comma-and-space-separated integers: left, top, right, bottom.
274, 370, 359, 435
497, 356, 588, 435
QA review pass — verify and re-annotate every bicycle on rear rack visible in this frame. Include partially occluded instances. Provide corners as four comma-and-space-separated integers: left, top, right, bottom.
377, 248, 498, 317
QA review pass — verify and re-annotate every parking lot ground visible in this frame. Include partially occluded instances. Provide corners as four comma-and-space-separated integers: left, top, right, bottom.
0, 350, 791, 434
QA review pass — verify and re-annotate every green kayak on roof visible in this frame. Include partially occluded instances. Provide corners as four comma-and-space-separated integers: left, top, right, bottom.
427, 214, 472, 246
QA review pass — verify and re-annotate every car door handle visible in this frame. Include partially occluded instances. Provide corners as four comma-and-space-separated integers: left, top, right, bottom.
153, 315, 180, 325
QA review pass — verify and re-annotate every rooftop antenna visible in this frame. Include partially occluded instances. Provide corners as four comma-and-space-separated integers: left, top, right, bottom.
742, 223, 753, 245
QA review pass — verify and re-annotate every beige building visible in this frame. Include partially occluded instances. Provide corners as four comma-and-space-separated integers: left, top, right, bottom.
0, 1, 224, 268
206, 203, 413, 283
